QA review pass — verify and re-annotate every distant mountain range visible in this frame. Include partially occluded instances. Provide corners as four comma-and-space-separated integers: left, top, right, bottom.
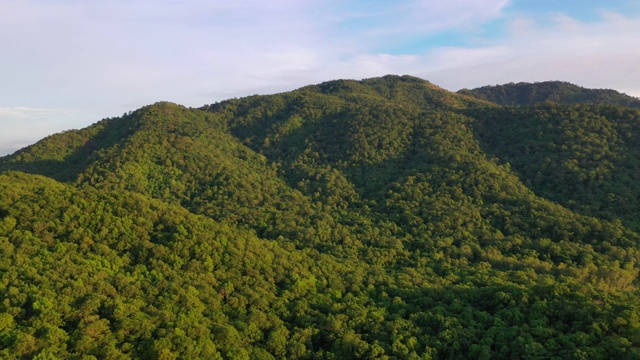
2, 75, 640, 359
459, 80, 640, 107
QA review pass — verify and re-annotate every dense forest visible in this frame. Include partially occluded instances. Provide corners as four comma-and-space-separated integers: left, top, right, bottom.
2, 75, 640, 359
459, 81, 640, 108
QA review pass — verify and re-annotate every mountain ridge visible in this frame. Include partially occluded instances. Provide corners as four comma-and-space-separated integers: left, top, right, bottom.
458, 80, 640, 107
2, 75, 640, 359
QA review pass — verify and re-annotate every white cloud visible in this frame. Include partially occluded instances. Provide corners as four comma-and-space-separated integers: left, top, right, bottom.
316, 0, 509, 51
409, 0, 509, 30
0, 0, 511, 109
0, 107, 78, 120
417, 12, 640, 95
1, 0, 640, 156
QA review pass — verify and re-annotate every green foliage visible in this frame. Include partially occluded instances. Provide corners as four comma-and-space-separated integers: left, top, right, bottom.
459, 81, 640, 108
473, 103, 640, 230
2, 75, 640, 359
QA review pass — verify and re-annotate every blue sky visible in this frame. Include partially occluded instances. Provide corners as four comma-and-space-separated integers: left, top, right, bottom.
1, 0, 639, 155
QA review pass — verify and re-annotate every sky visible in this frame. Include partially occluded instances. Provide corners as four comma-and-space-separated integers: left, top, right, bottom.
1, 0, 640, 156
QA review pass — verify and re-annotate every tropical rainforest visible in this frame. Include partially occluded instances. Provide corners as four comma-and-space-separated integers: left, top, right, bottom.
2, 75, 640, 359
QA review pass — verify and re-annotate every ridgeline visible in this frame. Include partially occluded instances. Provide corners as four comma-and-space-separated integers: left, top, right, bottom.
2, 75, 640, 359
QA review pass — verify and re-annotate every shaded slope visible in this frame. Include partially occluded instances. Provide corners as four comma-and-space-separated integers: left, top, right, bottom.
197, 76, 640, 284
203, 75, 492, 196
459, 81, 640, 107
472, 103, 640, 230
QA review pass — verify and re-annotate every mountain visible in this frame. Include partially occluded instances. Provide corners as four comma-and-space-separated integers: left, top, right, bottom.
459, 81, 640, 107
2, 75, 640, 359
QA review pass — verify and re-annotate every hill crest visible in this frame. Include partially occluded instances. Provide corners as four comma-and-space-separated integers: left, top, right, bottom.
458, 80, 640, 107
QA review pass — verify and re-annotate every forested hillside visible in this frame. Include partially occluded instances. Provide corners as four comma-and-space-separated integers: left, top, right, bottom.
2, 75, 640, 359
459, 81, 640, 108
